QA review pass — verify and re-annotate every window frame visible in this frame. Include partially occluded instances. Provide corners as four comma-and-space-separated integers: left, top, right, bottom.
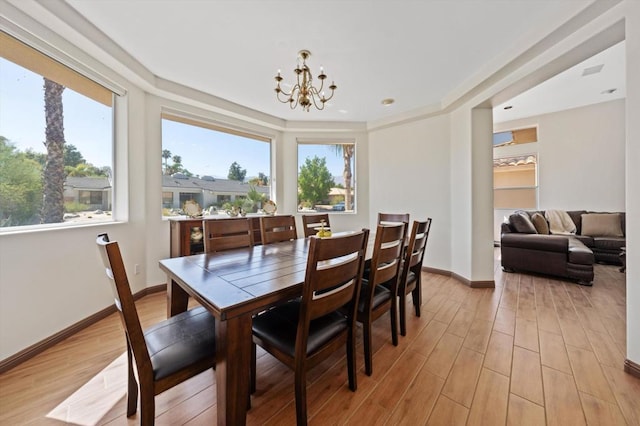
0, 30, 121, 232
160, 112, 273, 218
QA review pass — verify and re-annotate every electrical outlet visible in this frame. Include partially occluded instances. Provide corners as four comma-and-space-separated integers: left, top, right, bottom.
134, 264, 140, 275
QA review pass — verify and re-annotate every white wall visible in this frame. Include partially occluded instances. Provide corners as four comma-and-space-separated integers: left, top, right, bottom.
368, 115, 452, 272
493, 99, 626, 240
495, 99, 626, 211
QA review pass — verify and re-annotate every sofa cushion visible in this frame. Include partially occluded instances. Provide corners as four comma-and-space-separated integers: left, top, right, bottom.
593, 237, 625, 251
581, 213, 623, 237
573, 235, 594, 248
530, 212, 549, 234
510, 211, 537, 234
568, 237, 594, 265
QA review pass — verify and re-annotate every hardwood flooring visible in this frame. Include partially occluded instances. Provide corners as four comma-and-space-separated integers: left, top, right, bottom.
0, 259, 638, 425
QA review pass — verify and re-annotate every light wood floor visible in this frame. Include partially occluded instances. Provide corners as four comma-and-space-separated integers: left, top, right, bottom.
1, 260, 638, 425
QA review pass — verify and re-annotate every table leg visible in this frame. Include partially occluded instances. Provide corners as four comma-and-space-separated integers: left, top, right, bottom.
215, 313, 252, 426
167, 277, 189, 317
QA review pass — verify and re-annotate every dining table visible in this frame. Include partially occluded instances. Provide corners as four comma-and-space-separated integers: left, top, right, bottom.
159, 233, 375, 425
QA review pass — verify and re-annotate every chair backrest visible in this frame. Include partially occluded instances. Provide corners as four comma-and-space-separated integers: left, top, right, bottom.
400, 219, 432, 283
260, 215, 298, 244
301, 214, 331, 238
96, 234, 151, 368
299, 229, 369, 329
377, 212, 410, 226
367, 223, 406, 296
204, 218, 253, 252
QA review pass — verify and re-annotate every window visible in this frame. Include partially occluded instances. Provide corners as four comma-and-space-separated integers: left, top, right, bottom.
297, 141, 355, 213
493, 155, 537, 209
0, 32, 114, 229
161, 115, 271, 216
493, 127, 537, 148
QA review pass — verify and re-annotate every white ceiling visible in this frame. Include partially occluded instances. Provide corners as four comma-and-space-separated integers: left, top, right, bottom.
30, 0, 624, 123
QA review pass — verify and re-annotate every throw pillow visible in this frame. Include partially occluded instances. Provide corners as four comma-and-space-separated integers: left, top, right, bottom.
581, 213, 623, 237
530, 212, 550, 234
510, 211, 537, 234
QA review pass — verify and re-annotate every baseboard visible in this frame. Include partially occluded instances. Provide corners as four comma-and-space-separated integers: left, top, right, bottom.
423, 267, 495, 288
423, 266, 451, 277
624, 359, 640, 379
0, 284, 166, 374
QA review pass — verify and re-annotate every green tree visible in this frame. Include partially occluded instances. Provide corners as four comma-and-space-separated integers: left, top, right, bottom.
248, 172, 269, 186
64, 144, 85, 167
331, 144, 354, 210
0, 137, 43, 226
298, 156, 334, 206
64, 162, 109, 177
228, 161, 247, 182
41, 78, 66, 224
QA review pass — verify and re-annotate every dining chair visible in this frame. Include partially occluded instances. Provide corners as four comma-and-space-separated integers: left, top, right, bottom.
260, 215, 298, 244
301, 213, 331, 237
251, 229, 369, 425
357, 222, 406, 376
378, 212, 410, 242
397, 219, 432, 336
204, 217, 253, 252
96, 234, 216, 426
377, 212, 410, 225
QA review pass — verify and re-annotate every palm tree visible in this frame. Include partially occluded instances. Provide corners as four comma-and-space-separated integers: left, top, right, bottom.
331, 144, 354, 210
41, 78, 66, 223
162, 149, 172, 174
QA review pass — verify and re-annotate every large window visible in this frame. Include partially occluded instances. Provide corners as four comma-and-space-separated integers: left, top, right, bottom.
297, 141, 356, 213
161, 115, 271, 216
0, 32, 114, 229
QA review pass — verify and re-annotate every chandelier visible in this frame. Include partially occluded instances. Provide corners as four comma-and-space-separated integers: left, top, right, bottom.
274, 50, 336, 111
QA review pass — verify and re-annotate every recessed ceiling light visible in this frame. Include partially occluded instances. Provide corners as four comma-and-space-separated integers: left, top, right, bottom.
582, 64, 604, 76
601, 88, 617, 94
338, 109, 349, 114
503, 105, 513, 110
381, 98, 395, 106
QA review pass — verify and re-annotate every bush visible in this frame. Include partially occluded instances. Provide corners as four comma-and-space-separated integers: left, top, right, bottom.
64, 201, 89, 213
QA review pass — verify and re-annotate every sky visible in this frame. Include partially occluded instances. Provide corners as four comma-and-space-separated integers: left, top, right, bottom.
0, 57, 112, 168
1, 56, 353, 182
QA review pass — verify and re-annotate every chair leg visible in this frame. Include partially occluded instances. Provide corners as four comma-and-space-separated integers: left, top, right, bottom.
364, 320, 373, 376
347, 325, 357, 391
294, 365, 308, 426
125, 340, 138, 417
139, 383, 155, 426
390, 298, 398, 346
250, 342, 257, 394
399, 292, 408, 336
412, 276, 422, 317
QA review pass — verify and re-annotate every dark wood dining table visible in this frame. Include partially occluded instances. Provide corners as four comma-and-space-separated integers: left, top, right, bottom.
159, 234, 374, 425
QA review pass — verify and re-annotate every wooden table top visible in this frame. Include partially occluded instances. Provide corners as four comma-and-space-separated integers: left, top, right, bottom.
159, 233, 375, 321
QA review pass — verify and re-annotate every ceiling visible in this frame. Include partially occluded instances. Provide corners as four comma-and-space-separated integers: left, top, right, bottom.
21, 0, 624, 123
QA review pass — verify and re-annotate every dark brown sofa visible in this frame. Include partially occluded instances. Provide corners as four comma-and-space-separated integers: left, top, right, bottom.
500, 210, 625, 285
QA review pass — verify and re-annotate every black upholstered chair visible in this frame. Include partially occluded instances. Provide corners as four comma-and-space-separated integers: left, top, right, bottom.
96, 234, 216, 425
397, 218, 431, 336
260, 215, 298, 244
204, 217, 253, 252
357, 223, 405, 376
251, 229, 369, 425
